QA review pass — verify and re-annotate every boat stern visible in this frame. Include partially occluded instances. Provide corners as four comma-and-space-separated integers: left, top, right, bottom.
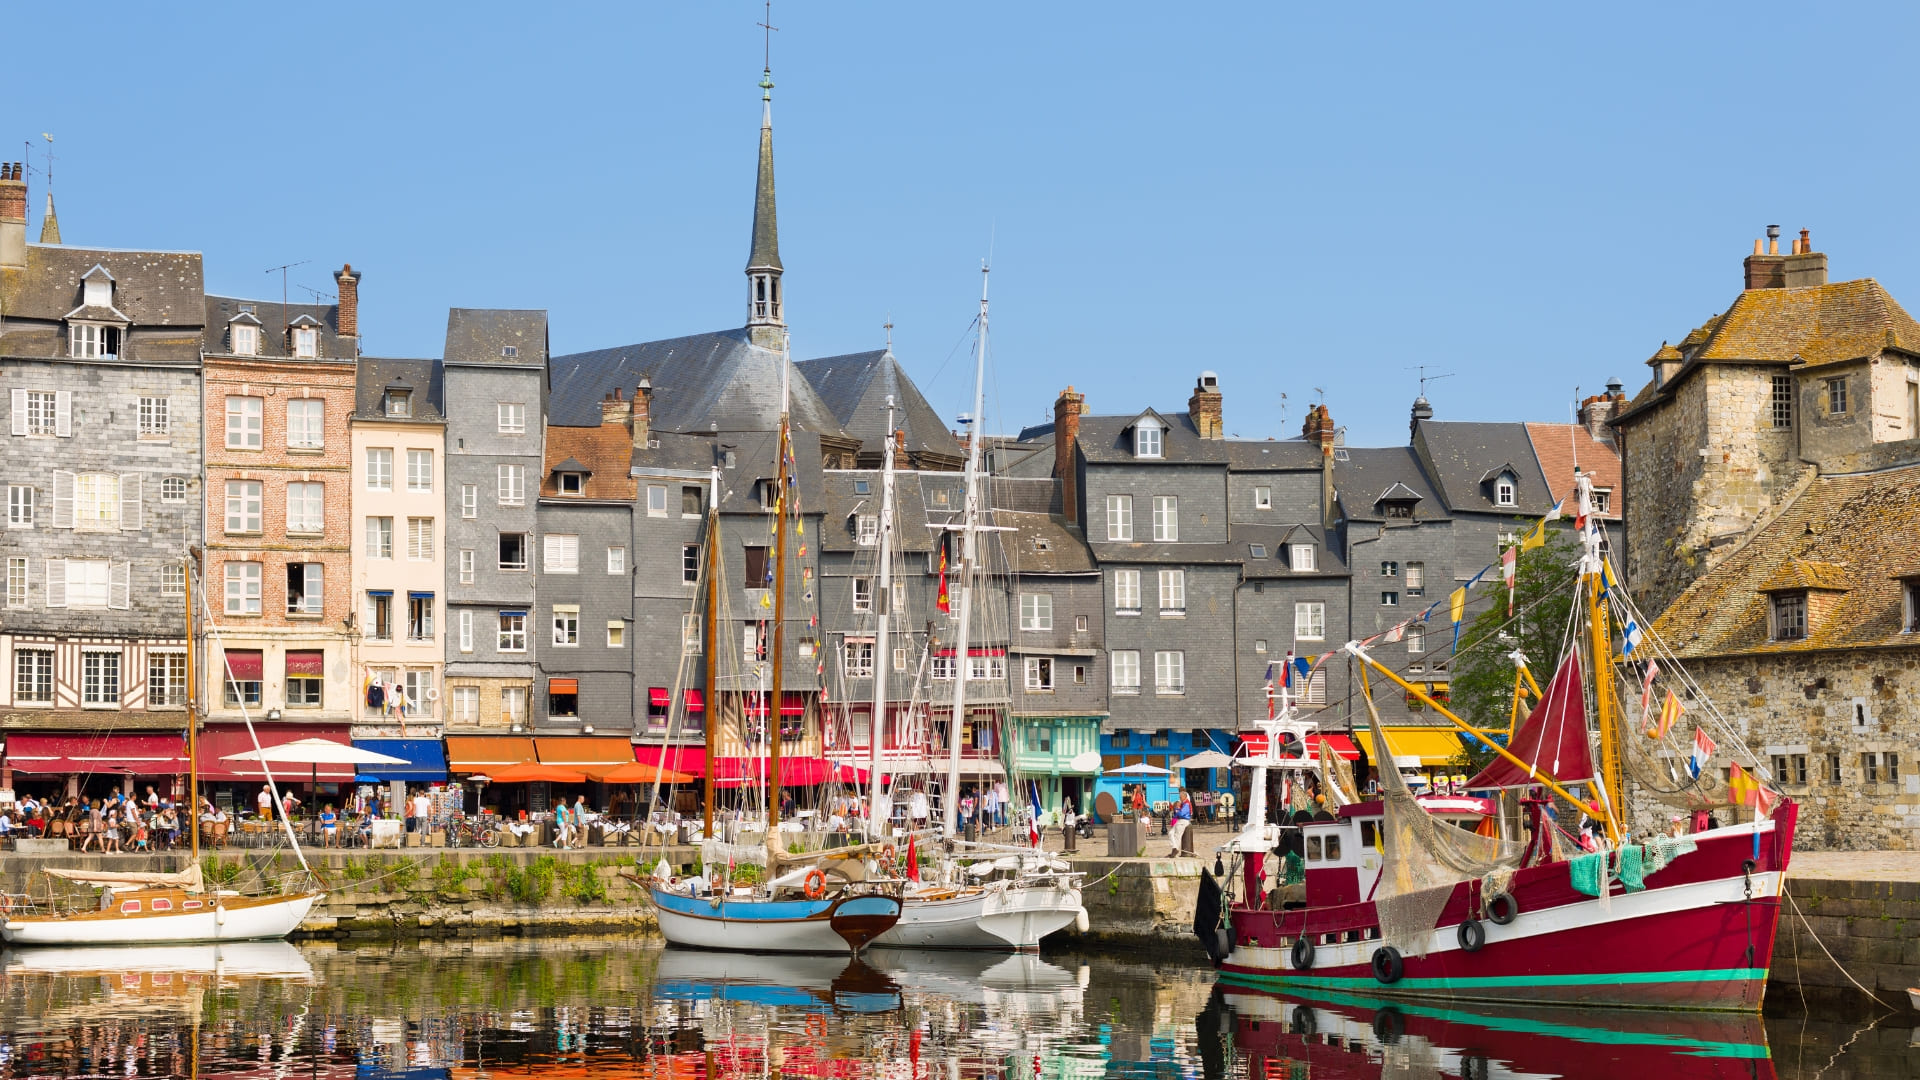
829, 893, 904, 955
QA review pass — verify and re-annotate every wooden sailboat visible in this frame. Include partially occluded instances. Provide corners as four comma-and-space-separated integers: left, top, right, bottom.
0, 555, 324, 946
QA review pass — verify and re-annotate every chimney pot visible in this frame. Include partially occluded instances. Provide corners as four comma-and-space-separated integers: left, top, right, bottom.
332, 263, 362, 342
0, 163, 27, 270
1188, 372, 1224, 440
631, 378, 653, 450
1053, 386, 1086, 523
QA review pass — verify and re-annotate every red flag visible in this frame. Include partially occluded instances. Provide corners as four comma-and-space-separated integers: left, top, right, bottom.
1501, 545, 1518, 616
905, 833, 919, 882
935, 535, 951, 613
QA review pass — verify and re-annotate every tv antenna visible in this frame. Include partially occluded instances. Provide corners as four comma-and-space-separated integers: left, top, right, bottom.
296, 285, 337, 306
265, 260, 311, 337
1410, 364, 1455, 398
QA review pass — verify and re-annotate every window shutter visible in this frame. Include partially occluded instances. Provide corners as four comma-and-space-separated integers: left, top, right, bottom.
109, 561, 132, 610
45, 558, 67, 607
51, 470, 75, 529
305, 563, 324, 610
119, 473, 142, 531
9, 390, 24, 436
54, 391, 72, 437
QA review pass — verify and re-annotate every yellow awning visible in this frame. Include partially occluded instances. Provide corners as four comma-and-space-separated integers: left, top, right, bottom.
1354, 727, 1465, 767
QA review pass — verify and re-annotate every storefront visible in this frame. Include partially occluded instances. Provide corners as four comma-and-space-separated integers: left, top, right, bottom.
196, 724, 355, 815
1, 733, 192, 803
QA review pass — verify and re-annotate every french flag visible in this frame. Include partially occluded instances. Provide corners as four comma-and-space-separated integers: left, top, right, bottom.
1689, 728, 1717, 779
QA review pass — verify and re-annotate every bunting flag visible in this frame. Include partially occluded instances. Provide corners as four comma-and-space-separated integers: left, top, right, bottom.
1028, 780, 1043, 847
1384, 621, 1407, 643
935, 535, 951, 613
1639, 659, 1660, 713
1688, 727, 1716, 779
1647, 689, 1684, 740
1281, 651, 1296, 688
1727, 761, 1780, 814
905, 832, 919, 881
1599, 561, 1618, 599
1449, 586, 1467, 651
1621, 619, 1642, 656
1501, 545, 1517, 616
1264, 662, 1277, 719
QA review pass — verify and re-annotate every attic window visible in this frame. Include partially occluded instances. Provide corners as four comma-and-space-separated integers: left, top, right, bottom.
1905, 579, 1920, 634
1494, 474, 1516, 507
501, 346, 519, 359
1383, 502, 1414, 519
1248, 544, 1266, 559
1289, 544, 1317, 571
232, 324, 259, 356
1771, 592, 1807, 642
558, 473, 584, 496
856, 514, 878, 546
1134, 421, 1163, 459
69, 323, 119, 360
1592, 488, 1613, 514
293, 327, 318, 358
853, 480, 871, 495
384, 390, 411, 418
930, 488, 951, 507
82, 273, 112, 309
1035, 538, 1052, 552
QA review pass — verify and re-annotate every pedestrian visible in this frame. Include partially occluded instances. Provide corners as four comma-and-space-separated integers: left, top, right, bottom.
908, 787, 929, 831
552, 798, 571, 848
574, 794, 590, 848
281, 789, 302, 823
411, 789, 432, 835
256, 785, 274, 822
1167, 791, 1193, 857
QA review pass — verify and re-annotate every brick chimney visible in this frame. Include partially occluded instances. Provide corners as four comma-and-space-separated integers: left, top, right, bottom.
601, 386, 632, 429
632, 377, 653, 451
1302, 404, 1339, 530
1188, 372, 1223, 439
1053, 386, 1085, 524
333, 264, 362, 341
1577, 381, 1627, 444
0, 163, 26, 270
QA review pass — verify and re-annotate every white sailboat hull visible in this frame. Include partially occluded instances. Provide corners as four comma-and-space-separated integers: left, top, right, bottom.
0, 893, 321, 947
873, 881, 1084, 951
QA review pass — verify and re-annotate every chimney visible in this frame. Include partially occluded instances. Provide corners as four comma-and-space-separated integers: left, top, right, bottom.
0, 163, 26, 270
632, 377, 653, 450
333, 264, 362, 340
1744, 225, 1787, 290
1781, 227, 1827, 289
1053, 386, 1085, 523
1408, 395, 1434, 439
1301, 404, 1338, 529
1188, 372, 1223, 440
601, 386, 632, 429
1578, 385, 1623, 443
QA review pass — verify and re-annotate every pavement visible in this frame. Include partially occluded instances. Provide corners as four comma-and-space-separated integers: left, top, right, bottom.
1785, 850, 1920, 882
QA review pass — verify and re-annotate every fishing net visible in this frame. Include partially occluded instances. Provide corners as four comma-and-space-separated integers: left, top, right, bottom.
1320, 739, 1360, 805
1365, 691, 1526, 958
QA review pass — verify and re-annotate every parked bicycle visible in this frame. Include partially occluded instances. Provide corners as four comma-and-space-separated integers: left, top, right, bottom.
446, 814, 500, 848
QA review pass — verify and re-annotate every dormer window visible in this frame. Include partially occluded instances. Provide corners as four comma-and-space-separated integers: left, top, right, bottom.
83, 271, 112, 309
853, 480, 871, 495
384, 389, 412, 417
1494, 473, 1516, 507
232, 324, 259, 356
501, 345, 519, 359
69, 323, 119, 359
1134, 420, 1163, 459
856, 514, 878, 546
558, 473, 584, 495
1771, 592, 1807, 642
293, 327, 318, 358
1592, 488, 1613, 514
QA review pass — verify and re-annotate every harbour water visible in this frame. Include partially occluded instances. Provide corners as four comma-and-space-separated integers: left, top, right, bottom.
0, 937, 1905, 1078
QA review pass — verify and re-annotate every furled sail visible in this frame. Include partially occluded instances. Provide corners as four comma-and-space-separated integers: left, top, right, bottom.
1465, 651, 1595, 789
42, 863, 206, 894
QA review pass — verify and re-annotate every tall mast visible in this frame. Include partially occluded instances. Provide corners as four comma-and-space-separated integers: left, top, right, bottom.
769, 331, 792, 830
703, 462, 721, 840
185, 553, 199, 862
942, 264, 991, 834
868, 401, 898, 836
1579, 473, 1624, 843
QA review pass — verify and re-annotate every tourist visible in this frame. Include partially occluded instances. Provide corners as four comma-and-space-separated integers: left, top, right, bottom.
1166, 791, 1193, 857
552, 799, 571, 848
158, 805, 180, 849
1062, 798, 1078, 843
281, 789, 302, 823
410, 789, 432, 835
574, 795, 591, 848
256, 785, 274, 822
102, 809, 121, 853
320, 804, 339, 847
908, 787, 929, 831
993, 780, 1010, 827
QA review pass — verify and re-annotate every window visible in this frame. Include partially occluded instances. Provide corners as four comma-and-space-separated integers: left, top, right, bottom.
544, 534, 578, 573
744, 546, 770, 589
498, 612, 527, 652
1106, 495, 1133, 541
683, 486, 704, 515
224, 562, 262, 614
498, 403, 526, 434
1159, 570, 1185, 614
231, 324, 259, 356
286, 563, 323, 615
1248, 544, 1266, 559
1020, 592, 1052, 631
366, 448, 393, 491
1134, 422, 1162, 458
1381, 561, 1398, 577
385, 390, 411, 418
1771, 374, 1794, 429
161, 476, 187, 502
497, 465, 525, 505
1113, 569, 1141, 613
552, 606, 579, 646
1906, 580, 1920, 633
226, 396, 263, 449
160, 563, 185, 597
287, 655, 324, 708
647, 485, 668, 516
1075, 614, 1088, 633
408, 594, 435, 640
682, 613, 702, 655
1407, 624, 1426, 654
501, 686, 528, 725
608, 621, 625, 648
1771, 754, 1808, 785
1110, 731, 1131, 749
407, 517, 435, 561
606, 547, 626, 574
852, 578, 873, 612
7, 484, 31, 527
1405, 562, 1425, 596
452, 686, 479, 723
1152, 496, 1178, 542
683, 544, 700, 584
286, 482, 324, 534
1254, 485, 1272, 509
853, 479, 871, 495
1295, 602, 1326, 641
1592, 489, 1613, 514
932, 655, 956, 681
967, 655, 1007, 681
1826, 377, 1848, 415
895, 647, 909, 672
52, 558, 113, 609
15, 389, 63, 436
148, 653, 186, 707
1382, 591, 1398, 606
286, 399, 324, 449
1889, 753, 1901, 783
13, 649, 52, 703
1828, 753, 1843, 784
856, 514, 878, 546
1910, 378, 1920, 437
1290, 543, 1317, 571
1022, 656, 1056, 692
460, 484, 478, 519
1771, 592, 1807, 642
406, 450, 433, 492
893, 579, 907, 613
458, 610, 474, 652
366, 517, 393, 559
365, 593, 393, 640
73, 473, 121, 531
138, 396, 170, 437
1154, 651, 1185, 694
70, 323, 119, 359
293, 326, 318, 358
222, 651, 263, 706
1494, 475, 1516, 507
80, 652, 120, 706
1864, 752, 1880, 783
499, 533, 528, 571
844, 640, 875, 678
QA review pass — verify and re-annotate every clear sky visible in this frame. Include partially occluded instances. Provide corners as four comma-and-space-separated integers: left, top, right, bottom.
11, 3, 1917, 446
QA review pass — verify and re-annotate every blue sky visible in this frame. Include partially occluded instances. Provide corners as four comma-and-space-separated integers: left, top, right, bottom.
11, 3, 1917, 446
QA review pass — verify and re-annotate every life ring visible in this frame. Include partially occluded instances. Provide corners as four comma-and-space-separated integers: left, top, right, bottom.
1485, 891, 1520, 925
1457, 918, 1485, 953
1371, 946, 1405, 984
0, 894, 11, 916
802, 868, 827, 900
425, 687, 440, 702
880, 844, 897, 866
1291, 935, 1315, 971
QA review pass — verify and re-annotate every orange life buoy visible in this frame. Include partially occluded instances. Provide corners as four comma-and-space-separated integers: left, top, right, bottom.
880, 844, 897, 866
803, 868, 828, 900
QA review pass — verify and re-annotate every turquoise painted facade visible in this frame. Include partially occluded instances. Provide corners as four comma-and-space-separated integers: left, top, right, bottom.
1009, 715, 1102, 818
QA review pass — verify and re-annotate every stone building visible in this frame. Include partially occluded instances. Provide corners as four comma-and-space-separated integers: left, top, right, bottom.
0, 165, 207, 796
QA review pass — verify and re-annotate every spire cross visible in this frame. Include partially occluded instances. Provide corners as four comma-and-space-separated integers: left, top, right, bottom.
884, 316, 893, 351
758, 0, 779, 77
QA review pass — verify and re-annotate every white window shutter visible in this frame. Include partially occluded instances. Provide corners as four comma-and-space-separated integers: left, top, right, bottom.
120, 473, 142, 531
54, 391, 72, 437
46, 558, 67, 607
9, 390, 24, 436
51, 470, 75, 529
109, 561, 131, 610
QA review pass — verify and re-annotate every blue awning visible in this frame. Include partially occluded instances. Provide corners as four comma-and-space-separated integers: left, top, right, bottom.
352, 739, 447, 782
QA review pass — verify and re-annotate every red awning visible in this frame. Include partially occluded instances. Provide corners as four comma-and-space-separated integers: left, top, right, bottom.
932, 647, 1007, 657
5, 734, 192, 775
548, 678, 579, 695
285, 650, 325, 677
222, 649, 264, 681
684, 689, 705, 711
648, 687, 671, 708
782, 692, 806, 717
1237, 731, 1360, 762
632, 748, 841, 788
636, 745, 706, 776
197, 724, 355, 782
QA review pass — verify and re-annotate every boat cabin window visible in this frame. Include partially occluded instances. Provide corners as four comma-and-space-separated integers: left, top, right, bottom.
120, 899, 142, 913
1323, 834, 1341, 861
1360, 819, 1380, 848
1306, 836, 1321, 860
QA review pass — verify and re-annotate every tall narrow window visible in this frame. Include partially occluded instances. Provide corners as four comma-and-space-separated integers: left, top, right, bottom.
1254, 485, 1272, 509
1771, 592, 1807, 641
498, 403, 527, 434
285, 482, 324, 534
458, 549, 475, 584
138, 397, 171, 437
6, 557, 27, 608
14, 649, 53, 703
366, 592, 393, 639
647, 485, 668, 516
1826, 377, 1849, 415
458, 610, 474, 652
497, 464, 525, 505
1405, 562, 1425, 596
226, 396, 263, 449
7, 484, 33, 527
1111, 650, 1140, 694
1290, 543, 1317, 571
607, 547, 626, 574
286, 399, 324, 449
148, 653, 187, 707
81, 652, 121, 706
452, 685, 479, 720
408, 593, 435, 640
406, 450, 434, 492
366, 448, 393, 491
224, 562, 262, 615
461, 484, 477, 518
1152, 496, 1178, 542
1158, 570, 1185, 614
225, 480, 262, 534
683, 544, 700, 584
852, 578, 873, 612
1106, 495, 1133, 541
285, 563, 323, 615
407, 517, 436, 560
552, 605, 579, 646
1134, 422, 1162, 458
293, 327, 318, 358
1154, 651, 1185, 694
1113, 569, 1141, 613
498, 613, 527, 652
367, 517, 394, 559
1295, 601, 1326, 641
1772, 374, 1794, 429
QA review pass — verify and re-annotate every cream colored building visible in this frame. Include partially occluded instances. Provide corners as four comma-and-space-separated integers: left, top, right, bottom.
349, 360, 446, 738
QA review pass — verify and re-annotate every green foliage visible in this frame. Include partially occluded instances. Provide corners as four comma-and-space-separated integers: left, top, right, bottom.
561, 861, 607, 904
730, 863, 762, 886
200, 857, 246, 887
341, 858, 368, 882
388, 858, 422, 893
431, 858, 476, 898
1446, 530, 1582, 764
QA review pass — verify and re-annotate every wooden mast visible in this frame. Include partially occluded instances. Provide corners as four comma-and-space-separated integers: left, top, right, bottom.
185, 553, 199, 861
703, 463, 721, 840
769, 332, 791, 832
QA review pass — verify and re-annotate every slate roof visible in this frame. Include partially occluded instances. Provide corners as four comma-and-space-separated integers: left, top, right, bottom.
203, 294, 351, 359
994, 510, 1096, 575
1225, 439, 1323, 470
1652, 464, 1920, 657
1076, 410, 1230, 465
1334, 447, 1446, 523
706, 427, 825, 513
984, 436, 1056, 479
353, 358, 445, 422
549, 328, 841, 436
796, 349, 963, 461
444, 308, 548, 366
1525, 422, 1621, 519
1414, 421, 1557, 515
817, 469, 936, 554
543, 422, 638, 500
986, 476, 1058, 515
1088, 540, 1249, 566
630, 430, 724, 477
1231, 522, 1349, 579
0, 245, 205, 328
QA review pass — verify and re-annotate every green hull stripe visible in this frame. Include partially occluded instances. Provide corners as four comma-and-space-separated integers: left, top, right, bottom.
1219, 965, 1764, 993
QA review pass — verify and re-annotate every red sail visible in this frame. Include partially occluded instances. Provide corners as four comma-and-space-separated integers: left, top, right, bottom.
1465, 651, 1595, 789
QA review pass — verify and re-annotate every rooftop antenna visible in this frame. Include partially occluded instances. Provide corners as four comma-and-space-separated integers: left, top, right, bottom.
264, 260, 311, 341
1312, 386, 1326, 406
1410, 364, 1455, 399
295, 285, 337, 306
1276, 391, 1289, 433
39, 133, 52, 190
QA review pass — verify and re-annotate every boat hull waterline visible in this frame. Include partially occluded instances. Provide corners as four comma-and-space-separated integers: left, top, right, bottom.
649, 887, 903, 955
872, 881, 1085, 952
0, 892, 322, 947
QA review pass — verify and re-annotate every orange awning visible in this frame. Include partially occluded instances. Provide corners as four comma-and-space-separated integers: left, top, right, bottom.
445, 736, 537, 772
534, 736, 634, 767
592, 762, 697, 785
486, 761, 587, 784
548, 678, 579, 694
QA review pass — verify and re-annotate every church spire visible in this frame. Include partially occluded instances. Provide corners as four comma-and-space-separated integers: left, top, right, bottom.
39, 192, 59, 245
746, 63, 785, 348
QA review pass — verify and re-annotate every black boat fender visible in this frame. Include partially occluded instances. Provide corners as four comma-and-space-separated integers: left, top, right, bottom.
1194, 868, 1229, 964
1486, 891, 1520, 925
1370, 945, 1404, 984
1457, 918, 1486, 952
1291, 935, 1315, 971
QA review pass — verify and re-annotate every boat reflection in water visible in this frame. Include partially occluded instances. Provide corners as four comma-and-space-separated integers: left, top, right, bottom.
1207, 981, 1776, 1080
652, 950, 904, 1014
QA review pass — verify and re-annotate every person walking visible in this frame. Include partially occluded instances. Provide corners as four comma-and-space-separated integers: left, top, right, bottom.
552, 798, 571, 848
1167, 791, 1193, 857
256, 785, 274, 823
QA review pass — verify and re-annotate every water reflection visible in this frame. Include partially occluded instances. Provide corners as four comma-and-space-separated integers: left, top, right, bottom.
0, 939, 1899, 1078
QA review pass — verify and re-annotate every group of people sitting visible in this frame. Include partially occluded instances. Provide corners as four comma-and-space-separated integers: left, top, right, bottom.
1, 787, 204, 852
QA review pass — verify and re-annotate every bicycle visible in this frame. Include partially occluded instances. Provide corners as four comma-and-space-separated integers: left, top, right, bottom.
446, 816, 500, 848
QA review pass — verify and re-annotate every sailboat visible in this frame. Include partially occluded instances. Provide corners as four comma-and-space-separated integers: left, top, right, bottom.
0, 556, 324, 947
644, 331, 903, 957
1206, 473, 1796, 1010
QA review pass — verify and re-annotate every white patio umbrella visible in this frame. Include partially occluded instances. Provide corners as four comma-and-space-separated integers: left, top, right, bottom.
1104, 762, 1173, 777
221, 739, 409, 833
1172, 750, 1235, 770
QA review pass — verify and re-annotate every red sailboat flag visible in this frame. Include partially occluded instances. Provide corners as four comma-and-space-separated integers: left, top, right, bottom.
905, 832, 919, 882
935, 535, 951, 613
